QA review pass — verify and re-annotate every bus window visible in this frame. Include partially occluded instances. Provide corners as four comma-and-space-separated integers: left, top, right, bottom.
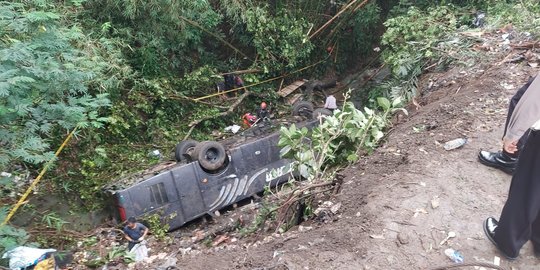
149, 182, 169, 205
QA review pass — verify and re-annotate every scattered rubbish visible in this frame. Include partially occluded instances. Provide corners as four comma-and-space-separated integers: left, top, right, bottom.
443, 138, 468, 151
298, 225, 313, 232
330, 202, 342, 214
191, 230, 205, 242
224, 125, 241, 134
178, 247, 192, 255
130, 240, 148, 262
212, 235, 230, 247
472, 11, 485, 28
314, 201, 334, 215
444, 248, 464, 263
272, 250, 282, 258
2, 246, 57, 270
493, 256, 500, 266
369, 234, 385, 240
397, 233, 410, 245
157, 257, 178, 270
431, 196, 440, 209
1, 171, 12, 177
439, 231, 456, 246
149, 149, 162, 159
500, 82, 515, 90
412, 125, 426, 133
413, 208, 428, 218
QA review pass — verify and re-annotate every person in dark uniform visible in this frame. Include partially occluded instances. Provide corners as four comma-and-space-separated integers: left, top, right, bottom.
219, 74, 245, 98
478, 73, 539, 174
482, 73, 540, 259
484, 119, 540, 259
256, 102, 269, 120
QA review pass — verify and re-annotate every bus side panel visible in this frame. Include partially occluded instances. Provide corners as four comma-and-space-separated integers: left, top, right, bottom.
194, 159, 239, 215
118, 170, 185, 229
198, 134, 291, 213
171, 164, 208, 223
242, 159, 294, 197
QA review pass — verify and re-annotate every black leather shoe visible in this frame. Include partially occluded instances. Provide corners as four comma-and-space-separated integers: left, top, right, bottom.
483, 217, 518, 260
478, 150, 517, 175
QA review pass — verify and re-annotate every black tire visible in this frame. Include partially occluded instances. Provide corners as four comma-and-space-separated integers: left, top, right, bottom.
175, 140, 198, 162
292, 101, 314, 119
193, 141, 227, 171
312, 108, 332, 119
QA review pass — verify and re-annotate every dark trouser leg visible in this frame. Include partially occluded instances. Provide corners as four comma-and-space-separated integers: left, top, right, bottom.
127, 241, 136, 251
494, 129, 540, 257
531, 215, 540, 251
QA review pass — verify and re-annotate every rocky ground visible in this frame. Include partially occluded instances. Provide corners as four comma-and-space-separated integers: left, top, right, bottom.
69, 30, 540, 270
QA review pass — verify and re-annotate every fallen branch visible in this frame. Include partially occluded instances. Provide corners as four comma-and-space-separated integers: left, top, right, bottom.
510, 41, 539, 50
28, 227, 124, 239
183, 90, 251, 140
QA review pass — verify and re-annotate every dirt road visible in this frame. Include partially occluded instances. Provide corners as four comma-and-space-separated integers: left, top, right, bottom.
169, 57, 540, 269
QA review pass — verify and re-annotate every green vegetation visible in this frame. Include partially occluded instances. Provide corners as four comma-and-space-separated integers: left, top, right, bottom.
143, 213, 171, 241
376, 0, 540, 101
262, 94, 403, 231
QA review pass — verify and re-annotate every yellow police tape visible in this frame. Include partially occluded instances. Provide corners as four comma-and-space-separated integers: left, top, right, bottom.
191, 54, 331, 101
1, 127, 77, 226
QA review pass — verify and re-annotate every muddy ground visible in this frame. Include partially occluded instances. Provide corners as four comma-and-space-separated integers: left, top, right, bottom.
155, 48, 540, 269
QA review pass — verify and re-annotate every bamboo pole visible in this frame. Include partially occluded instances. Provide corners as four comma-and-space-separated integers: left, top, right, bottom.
309, 0, 370, 39
2, 128, 77, 225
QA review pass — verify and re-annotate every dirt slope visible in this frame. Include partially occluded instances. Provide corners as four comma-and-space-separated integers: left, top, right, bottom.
168, 56, 540, 269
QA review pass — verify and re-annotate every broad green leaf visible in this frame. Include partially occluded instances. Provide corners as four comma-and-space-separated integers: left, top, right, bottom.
377, 97, 391, 111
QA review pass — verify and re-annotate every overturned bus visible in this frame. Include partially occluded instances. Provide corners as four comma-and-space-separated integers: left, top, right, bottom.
104, 116, 321, 231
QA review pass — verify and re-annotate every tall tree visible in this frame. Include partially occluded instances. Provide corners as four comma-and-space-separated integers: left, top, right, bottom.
0, 2, 111, 169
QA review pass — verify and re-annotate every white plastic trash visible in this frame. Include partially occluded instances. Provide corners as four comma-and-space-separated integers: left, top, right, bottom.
129, 241, 148, 262
2, 246, 56, 270
443, 138, 468, 151
224, 125, 241, 134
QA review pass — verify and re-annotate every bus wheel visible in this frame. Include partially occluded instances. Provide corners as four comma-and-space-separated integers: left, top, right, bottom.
312, 108, 332, 120
194, 141, 227, 171
175, 140, 198, 162
292, 101, 314, 119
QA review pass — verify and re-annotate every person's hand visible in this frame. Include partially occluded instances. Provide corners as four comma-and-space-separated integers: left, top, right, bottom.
138, 236, 144, 241
503, 139, 518, 154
